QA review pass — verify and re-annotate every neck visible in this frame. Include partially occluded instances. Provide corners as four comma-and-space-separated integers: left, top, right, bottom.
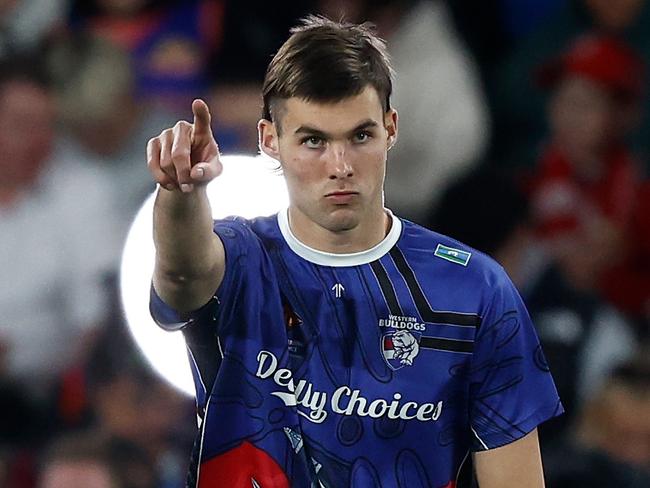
287, 205, 390, 254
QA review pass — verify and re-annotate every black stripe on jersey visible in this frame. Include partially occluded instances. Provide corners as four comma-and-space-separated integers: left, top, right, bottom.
389, 247, 481, 328
271, 248, 319, 339
419, 336, 474, 354
369, 260, 403, 316
182, 322, 222, 400
455, 451, 477, 488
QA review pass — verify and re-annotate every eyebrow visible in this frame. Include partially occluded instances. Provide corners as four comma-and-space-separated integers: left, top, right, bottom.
293, 119, 379, 139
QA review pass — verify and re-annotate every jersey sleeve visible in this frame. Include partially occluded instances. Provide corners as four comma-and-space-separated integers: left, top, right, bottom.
468, 268, 564, 451
149, 217, 273, 410
149, 217, 258, 329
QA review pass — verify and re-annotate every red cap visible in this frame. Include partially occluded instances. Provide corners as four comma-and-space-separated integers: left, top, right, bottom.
537, 34, 645, 100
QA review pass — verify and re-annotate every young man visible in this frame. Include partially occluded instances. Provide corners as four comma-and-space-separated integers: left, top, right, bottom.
147, 16, 562, 487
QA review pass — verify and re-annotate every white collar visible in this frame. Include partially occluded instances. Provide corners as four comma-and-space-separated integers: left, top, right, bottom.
277, 207, 402, 267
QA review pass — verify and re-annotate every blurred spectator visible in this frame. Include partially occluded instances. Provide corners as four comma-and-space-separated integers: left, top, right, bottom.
530, 34, 650, 321
0, 0, 67, 58
317, 0, 490, 224
84, 322, 193, 488
490, 0, 650, 172
427, 168, 637, 445
545, 354, 650, 486
0, 52, 120, 398
38, 433, 120, 488
576, 353, 650, 472
68, 0, 224, 112
47, 32, 176, 237
38, 431, 160, 488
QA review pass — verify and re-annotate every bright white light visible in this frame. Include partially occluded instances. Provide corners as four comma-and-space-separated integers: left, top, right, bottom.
120, 154, 288, 396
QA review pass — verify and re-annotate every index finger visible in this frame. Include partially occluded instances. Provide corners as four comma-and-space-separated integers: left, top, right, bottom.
192, 99, 212, 139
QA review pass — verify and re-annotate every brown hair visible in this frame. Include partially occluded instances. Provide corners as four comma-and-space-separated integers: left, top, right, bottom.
262, 15, 393, 131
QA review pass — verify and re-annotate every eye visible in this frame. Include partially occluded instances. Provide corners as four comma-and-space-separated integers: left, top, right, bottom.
353, 131, 372, 143
301, 136, 324, 149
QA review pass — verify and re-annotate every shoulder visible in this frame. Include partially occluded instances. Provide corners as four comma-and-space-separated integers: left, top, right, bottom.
213, 214, 282, 251
213, 214, 276, 233
399, 219, 509, 290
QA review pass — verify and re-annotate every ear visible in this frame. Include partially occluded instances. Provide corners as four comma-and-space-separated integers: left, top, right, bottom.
384, 109, 398, 150
258, 119, 280, 160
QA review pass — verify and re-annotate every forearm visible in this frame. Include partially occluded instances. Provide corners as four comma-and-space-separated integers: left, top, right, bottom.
152, 186, 224, 311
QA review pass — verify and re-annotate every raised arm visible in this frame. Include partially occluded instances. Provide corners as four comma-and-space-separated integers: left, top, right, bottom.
473, 428, 546, 488
147, 99, 225, 312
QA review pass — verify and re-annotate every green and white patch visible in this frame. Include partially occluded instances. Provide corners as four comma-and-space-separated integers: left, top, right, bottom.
434, 244, 471, 266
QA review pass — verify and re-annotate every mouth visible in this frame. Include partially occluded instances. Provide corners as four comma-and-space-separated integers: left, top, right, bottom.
324, 190, 359, 204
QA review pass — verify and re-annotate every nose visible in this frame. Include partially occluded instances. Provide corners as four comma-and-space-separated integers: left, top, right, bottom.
327, 143, 353, 180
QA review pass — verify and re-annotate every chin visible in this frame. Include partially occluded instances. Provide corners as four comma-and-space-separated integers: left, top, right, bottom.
324, 210, 360, 232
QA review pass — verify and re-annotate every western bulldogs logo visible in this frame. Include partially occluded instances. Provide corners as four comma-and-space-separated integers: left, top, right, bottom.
382, 330, 421, 370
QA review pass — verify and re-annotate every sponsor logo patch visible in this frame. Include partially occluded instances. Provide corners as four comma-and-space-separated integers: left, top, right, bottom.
434, 244, 471, 266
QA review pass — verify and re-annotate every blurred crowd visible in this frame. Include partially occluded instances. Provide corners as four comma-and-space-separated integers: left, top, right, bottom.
0, 0, 649, 486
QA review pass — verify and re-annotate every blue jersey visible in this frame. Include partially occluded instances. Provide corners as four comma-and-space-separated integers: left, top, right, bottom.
151, 210, 563, 488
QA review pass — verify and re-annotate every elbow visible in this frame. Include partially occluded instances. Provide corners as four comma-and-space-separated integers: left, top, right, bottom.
153, 262, 223, 312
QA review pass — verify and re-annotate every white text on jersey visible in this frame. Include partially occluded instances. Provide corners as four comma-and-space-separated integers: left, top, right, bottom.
256, 350, 443, 424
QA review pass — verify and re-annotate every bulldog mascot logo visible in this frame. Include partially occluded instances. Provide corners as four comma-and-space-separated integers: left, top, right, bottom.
382, 330, 421, 370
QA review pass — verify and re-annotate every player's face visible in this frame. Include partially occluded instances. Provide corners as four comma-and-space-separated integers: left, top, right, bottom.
259, 86, 397, 242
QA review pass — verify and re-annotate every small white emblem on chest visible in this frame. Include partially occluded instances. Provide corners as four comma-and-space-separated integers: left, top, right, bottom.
331, 283, 345, 298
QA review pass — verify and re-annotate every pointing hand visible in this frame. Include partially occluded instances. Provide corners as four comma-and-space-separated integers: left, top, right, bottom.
146, 99, 222, 192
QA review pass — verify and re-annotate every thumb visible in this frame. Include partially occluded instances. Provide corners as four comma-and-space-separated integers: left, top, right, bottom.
190, 158, 223, 183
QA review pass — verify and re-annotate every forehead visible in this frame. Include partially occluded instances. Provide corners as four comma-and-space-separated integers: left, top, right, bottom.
280, 86, 385, 133
554, 74, 613, 100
